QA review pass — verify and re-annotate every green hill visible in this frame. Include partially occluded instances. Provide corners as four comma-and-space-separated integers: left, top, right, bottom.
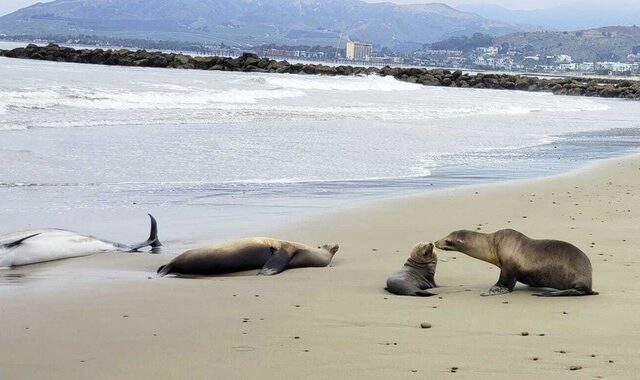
496, 26, 640, 62
0, 0, 537, 50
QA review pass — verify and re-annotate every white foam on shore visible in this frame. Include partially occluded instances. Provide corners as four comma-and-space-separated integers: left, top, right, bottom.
264, 74, 422, 92
0, 87, 306, 111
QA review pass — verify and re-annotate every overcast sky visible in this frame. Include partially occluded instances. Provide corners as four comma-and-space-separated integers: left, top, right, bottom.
367, 0, 639, 10
0, 0, 637, 16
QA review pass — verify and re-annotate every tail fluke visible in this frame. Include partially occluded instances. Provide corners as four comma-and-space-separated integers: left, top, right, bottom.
129, 214, 162, 251
157, 264, 172, 277
147, 214, 162, 248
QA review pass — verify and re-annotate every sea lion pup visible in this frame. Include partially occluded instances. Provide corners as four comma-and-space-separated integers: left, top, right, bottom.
386, 242, 437, 297
0, 214, 162, 268
157, 237, 339, 277
435, 229, 597, 297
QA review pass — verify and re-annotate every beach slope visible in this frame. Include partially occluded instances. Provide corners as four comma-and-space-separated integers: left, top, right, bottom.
1, 155, 639, 379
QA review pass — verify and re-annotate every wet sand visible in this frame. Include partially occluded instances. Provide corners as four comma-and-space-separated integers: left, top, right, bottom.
1, 154, 639, 379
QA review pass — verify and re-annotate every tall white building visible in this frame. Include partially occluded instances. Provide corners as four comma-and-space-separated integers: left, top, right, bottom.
346, 41, 372, 61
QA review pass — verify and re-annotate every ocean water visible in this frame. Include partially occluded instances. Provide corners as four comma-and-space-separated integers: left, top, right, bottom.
1, 57, 639, 247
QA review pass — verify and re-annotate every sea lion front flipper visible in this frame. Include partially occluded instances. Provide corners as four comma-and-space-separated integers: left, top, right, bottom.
415, 290, 437, 297
481, 285, 512, 296
258, 248, 293, 276
481, 270, 516, 296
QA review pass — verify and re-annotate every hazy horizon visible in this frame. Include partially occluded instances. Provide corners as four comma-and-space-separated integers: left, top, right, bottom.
2, 0, 639, 16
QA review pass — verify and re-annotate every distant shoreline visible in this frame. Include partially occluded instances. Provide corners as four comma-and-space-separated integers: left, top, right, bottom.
1, 43, 639, 100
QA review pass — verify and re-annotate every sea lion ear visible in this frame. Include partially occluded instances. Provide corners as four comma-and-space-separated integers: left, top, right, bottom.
2, 233, 40, 248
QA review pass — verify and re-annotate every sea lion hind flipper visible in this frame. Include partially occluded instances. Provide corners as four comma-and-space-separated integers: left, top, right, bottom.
415, 290, 437, 297
258, 248, 293, 276
533, 288, 598, 297
157, 264, 173, 277
1, 233, 41, 248
128, 214, 162, 251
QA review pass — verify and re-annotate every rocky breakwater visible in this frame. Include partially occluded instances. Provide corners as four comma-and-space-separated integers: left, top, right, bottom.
1, 43, 639, 100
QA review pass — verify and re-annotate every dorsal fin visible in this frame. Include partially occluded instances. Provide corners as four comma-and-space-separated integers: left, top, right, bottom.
2, 233, 41, 248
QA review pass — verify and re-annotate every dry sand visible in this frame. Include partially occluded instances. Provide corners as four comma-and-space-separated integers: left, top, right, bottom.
1, 154, 639, 379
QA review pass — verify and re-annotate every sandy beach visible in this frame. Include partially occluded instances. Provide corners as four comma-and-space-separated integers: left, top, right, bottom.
1, 153, 639, 379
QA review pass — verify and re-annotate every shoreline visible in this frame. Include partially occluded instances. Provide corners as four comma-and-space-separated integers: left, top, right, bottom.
1, 122, 639, 249
1, 151, 639, 378
1, 43, 639, 100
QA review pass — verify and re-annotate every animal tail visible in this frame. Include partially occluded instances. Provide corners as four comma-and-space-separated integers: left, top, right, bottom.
157, 264, 172, 277
129, 214, 163, 251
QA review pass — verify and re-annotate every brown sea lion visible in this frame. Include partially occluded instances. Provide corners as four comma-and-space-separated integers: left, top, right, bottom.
157, 237, 339, 276
385, 242, 437, 297
434, 229, 597, 297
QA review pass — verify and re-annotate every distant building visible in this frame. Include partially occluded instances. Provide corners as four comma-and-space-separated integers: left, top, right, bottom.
576, 62, 595, 71
475, 46, 498, 55
346, 41, 372, 61
554, 54, 573, 64
596, 62, 633, 73
368, 56, 404, 64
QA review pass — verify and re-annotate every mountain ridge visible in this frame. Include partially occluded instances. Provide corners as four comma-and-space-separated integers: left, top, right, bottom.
459, 3, 640, 31
0, 0, 539, 50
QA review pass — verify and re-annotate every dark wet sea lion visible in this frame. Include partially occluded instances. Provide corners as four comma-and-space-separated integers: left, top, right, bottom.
435, 229, 597, 297
386, 242, 437, 297
157, 237, 339, 276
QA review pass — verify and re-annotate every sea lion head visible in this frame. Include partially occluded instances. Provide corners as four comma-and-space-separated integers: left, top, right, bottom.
434, 230, 472, 251
409, 241, 436, 264
319, 244, 339, 256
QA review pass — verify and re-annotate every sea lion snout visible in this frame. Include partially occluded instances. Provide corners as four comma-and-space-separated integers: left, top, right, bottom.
321, 244, 339, 255
434, 238, 453, 250
421, 242, 434, 254
410, 242, 436, 264
435, 230, 470, 251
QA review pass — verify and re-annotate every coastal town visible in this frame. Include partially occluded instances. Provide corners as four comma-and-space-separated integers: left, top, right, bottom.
3, 31, 639, 77
258, 40, 640, 76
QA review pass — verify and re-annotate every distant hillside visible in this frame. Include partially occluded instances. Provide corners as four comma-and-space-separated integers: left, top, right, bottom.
0, 0, 538, 50
429, 32, 494, 52
459, 4, 640, 31
496, 26, 640, 62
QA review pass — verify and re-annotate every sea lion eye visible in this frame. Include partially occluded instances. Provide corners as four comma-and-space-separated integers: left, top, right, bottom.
445, 239, 453, 245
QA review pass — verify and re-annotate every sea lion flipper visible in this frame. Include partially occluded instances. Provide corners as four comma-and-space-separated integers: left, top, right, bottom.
534, 288, 598, 297
157, 264, 173, 277
480, 286, 512, 296
415, 290, 437, 297
481, 270, 516, 296
258, 248, 293, 276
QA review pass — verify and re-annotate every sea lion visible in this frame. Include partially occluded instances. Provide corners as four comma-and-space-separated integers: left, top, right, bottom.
0, 214, 162, 268
157, 237, 339, 276
434, 229, 597, 297
386, 242, 437, 297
